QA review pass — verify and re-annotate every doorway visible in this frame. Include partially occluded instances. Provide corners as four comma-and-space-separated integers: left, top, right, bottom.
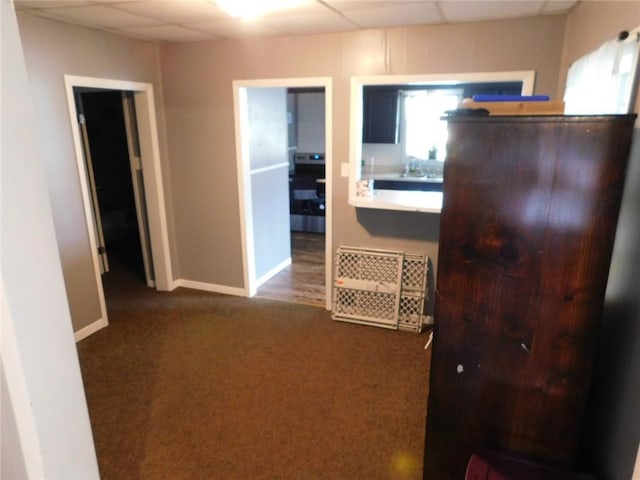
74, 89, 151, 285
233, 78, 333, 310
64, 75, 173, 340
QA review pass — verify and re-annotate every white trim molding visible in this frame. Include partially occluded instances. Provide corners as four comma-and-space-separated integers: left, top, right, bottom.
348, 70, 535, 208
73, 318, 108, 343
256, 257, 291, 288
173, 279, 247, 297
232, 77, 333, 310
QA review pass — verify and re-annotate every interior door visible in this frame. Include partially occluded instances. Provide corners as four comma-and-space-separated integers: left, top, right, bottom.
122, 92, 155, 287
75, 92, 110, 274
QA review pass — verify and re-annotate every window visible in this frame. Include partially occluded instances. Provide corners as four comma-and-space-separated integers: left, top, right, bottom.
564, 32, 640, 114
401, 88, 462, 162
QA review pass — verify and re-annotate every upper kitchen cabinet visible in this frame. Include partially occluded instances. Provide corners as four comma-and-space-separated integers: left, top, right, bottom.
362, 86, 399, 144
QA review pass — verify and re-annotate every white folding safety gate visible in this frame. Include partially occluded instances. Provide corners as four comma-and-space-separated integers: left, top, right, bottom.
332, 246, 428, 332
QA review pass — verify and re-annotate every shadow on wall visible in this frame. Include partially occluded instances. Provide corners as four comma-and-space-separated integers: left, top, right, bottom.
355, 208, 441, 243
355, 208, 440, 315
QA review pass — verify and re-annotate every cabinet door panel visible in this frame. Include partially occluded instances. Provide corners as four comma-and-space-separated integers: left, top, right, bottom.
362, 87, 399, 144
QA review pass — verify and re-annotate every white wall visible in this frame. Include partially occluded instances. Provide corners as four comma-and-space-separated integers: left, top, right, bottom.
1, 2, 99, 478
246, 88, 291, 283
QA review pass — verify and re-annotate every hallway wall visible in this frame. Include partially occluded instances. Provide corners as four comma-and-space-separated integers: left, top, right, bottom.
16, 13, 173, 331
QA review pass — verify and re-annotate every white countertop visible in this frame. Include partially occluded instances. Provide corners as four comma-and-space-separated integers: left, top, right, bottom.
350, 190, 443, 213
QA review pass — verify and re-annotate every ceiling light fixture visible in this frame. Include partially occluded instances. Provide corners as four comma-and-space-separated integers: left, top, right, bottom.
215, 0, 310, 19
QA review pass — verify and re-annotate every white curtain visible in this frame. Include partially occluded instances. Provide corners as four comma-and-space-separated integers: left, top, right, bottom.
564, 32, 640, 114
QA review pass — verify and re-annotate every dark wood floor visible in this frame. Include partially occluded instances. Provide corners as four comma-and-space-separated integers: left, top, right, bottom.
256, 231, 326, 307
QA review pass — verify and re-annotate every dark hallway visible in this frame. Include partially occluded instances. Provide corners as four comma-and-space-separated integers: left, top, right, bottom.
76, 89, 147, 283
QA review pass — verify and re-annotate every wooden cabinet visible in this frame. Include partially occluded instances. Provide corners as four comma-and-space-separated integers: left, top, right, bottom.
362, 86, 399, 144
423, 115, 637, 479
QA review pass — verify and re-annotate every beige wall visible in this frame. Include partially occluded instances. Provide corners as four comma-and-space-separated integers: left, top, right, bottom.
560, 3, 640, 479
15, 12, 567, 326
16, 14, 173, 331
160, 14, 567, 300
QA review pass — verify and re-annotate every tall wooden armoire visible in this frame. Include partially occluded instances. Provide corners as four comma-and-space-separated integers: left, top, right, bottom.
423, 115, 637, 479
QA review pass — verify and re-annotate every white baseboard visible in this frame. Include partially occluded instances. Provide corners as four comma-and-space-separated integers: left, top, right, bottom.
75, 279, 246, 342
255, 257, 291, 288
74, 318, 108, 342
173, 279, 247, 297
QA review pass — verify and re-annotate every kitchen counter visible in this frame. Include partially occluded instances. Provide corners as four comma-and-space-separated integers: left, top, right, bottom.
362, 172, 443, 183
350, 189, 443, 213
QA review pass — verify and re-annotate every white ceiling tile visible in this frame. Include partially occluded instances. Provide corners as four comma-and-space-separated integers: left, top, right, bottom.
14, 0, 94, 8
214, 0, 327, 18
15, 7, 96, 23
14, 0, 580, 43
117, 24, 215, 42
36, 5, 163, 28
439, 1, 545, 23
261, 11, 357, 34
189, 18, 283, 38
325, 1, 430, 11
263, 0, 330, 15
341, 2, 443, 27
114, 0, 227, 24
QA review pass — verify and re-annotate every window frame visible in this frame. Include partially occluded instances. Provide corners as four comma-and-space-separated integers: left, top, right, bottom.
348, 71, 535, 213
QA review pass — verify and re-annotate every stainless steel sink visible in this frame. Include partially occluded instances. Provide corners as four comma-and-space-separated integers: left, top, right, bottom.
399, 173, 442, 179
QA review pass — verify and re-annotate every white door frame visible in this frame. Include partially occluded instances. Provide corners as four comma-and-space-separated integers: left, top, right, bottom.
64, 75, 173, 333
233, 77, 333, 310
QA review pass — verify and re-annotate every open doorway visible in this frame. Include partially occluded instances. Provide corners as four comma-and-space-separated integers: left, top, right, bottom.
74, 88, 152, 286
233, 78, 333, 310
258, 87, 326, 306
64, 75, 173, 340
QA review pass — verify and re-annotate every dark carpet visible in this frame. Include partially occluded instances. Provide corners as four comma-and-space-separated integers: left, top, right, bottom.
76, 266, 431, 479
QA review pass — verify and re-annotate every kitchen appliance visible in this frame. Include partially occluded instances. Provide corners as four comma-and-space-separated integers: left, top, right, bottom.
290, 153, 325, 233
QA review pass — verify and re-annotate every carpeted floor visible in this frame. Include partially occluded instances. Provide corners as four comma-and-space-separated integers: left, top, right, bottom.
76, 264, 431, 479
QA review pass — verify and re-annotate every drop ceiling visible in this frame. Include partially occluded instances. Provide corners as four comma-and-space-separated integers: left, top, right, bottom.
14, 0, 579, 43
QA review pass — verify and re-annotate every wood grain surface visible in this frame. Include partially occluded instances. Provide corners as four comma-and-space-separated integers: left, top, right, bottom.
424, 115, 636, 479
